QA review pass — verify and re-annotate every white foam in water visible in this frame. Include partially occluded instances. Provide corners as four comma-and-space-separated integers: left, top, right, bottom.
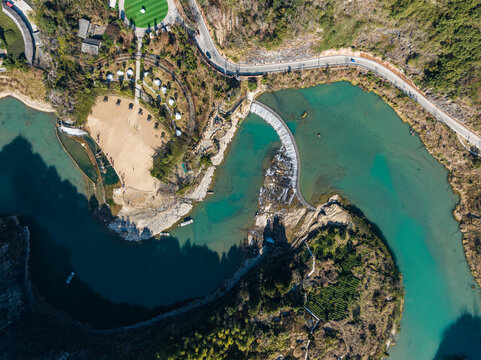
250, 102, 298, 190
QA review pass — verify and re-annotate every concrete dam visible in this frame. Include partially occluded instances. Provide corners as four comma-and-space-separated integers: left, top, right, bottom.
250, 100, 315, 210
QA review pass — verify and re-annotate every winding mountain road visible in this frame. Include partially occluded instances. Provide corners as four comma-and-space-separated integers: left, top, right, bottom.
1, 2, 35, 65
187, 0, 481, 153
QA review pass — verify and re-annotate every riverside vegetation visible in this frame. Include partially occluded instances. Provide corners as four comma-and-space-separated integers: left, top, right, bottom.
144, 216, 402, 360
0, 202, 402, 359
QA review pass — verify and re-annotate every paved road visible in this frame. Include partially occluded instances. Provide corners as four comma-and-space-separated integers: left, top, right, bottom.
188, 0, 481, 153
134, 38, 142, 103
1, 3, 35, 64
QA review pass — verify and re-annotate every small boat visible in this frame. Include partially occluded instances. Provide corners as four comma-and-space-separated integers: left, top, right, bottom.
207, 190, 214, 194
301, 111, 307, 119
317, 132, 321, 138
410, 127, 415, 136
179, 218, 194, 227
66, 272, 75, 284
159, 232, 170, 237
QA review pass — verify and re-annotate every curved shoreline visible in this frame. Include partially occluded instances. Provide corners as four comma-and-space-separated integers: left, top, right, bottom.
1, 3, 477, 338
0, 91, 54, 113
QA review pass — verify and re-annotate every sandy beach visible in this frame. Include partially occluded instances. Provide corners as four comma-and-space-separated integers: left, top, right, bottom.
0, 90, 55, 113
86, 95, 169, 192
109, 94, 257, 240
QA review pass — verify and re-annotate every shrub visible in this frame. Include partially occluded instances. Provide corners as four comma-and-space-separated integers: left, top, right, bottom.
151, 139, 186, 181
247, 78, 258, 91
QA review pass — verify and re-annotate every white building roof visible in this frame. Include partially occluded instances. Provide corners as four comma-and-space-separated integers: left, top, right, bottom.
78, 19, 90, 39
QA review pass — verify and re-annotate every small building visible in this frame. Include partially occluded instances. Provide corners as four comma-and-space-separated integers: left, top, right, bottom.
161, 86, 167, 94
78, 19, 90, 39
168, 97, 175, 106
175, 112, 181, 120
109, 0, 116, 8
126, 68, 134, 77
81, 38, 102, 55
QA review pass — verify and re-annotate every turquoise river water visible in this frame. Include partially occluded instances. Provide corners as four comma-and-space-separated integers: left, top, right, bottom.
0, 96, 279, 328
1, 80, 481, 357
258, 82, 481, 359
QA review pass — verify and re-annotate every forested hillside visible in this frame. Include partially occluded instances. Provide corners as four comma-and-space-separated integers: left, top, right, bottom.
199, 0, 480, 123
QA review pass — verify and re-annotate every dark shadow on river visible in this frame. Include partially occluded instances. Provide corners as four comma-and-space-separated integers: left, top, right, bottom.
434, 314, 481, 360
0, 137, 243, 329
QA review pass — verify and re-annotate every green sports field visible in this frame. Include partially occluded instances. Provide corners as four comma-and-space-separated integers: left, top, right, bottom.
124, 0, 168, 28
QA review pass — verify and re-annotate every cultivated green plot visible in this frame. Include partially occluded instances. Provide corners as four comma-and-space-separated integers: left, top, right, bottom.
124, 0, 168, 28
307, 274, 360, 321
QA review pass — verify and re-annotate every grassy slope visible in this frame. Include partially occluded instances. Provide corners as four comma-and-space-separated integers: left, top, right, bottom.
201, 0, 481, 109
0, 12, 25, 58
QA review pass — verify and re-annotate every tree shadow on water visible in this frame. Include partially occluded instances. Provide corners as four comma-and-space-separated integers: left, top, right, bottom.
0, 137, 244, 329
434, 313, 481, 360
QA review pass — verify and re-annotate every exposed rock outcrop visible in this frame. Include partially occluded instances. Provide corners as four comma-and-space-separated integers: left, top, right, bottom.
253, 148, 353, 248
